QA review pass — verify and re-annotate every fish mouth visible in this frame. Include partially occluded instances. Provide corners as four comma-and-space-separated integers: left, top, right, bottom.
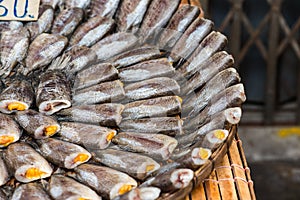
0, 100, 29, 114
39, 100, 71, 115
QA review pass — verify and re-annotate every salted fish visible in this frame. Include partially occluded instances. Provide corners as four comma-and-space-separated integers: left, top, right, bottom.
93, 148, 160, 180
56, 103, 124, 127
201, 129, 229, 150
122, 96, 182, 119
73, 80, 125, 105
58, 121, 116, 150
88, 0, 121, 18
15, 109, 60, 139
4, 142, 53, 183
91, 32, 138, 61
158, 5, 200, 50
0, 80, 34, 114
0, 156, 9, 186
0, 113, 21, 148
51, 7, 84, 37
169, 17, 213, 63
119, 117, 184, 136
75, 164, 137, 199
112, 132, 178, 160
0, 28, 30, 78
113, 187, 161, 200
73, 63, 118, 90
139, 0, 180, 43
11, 182, 52, 200
0, 21, 23, 33
38, 138, 91, 169
115, 0, 151, 33
119, 58, 175, 83
124, 77, 180, 102
69, 16, 114, 47
22, 33, 68, 75
36, 70, 71, 115
40, 0, 63, 9
25, 5, 54, 40
65, 0, 91, 9
49, 175, 102, 200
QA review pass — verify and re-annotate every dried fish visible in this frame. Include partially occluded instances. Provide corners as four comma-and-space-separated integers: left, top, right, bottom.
88, 0, 121, 18
38, 138, 91, 169
74, 164, 137, 199
169, 17, 213, 62
4, 142, 53, 183
49, 175, 102, 200
175, 147, 211, 170
115, 0, 151, 33
11, 182, 52, 200
201, 129, 229, 149
124, 77, 180, 102
0, 28, 30, 78
91, 32, 138, 61
25, 5, 54, 40
22, 33, 68, 75
69, 16, 114, 47
15, 109, 60, 139
122, 96, 182, 119
113, 187, 161, 200
0, 113, 21, 147
112, 132, 178, 160
51, 7, 84, 37
119, 117, 184, 136
0, 156, 9, 186
93, 148, 160, 180
0, 21, 23, 33
73, 63, 118, 90
139, 0, 180, 43
58, 121, 117, 150
158, 5, 200, 49
36, 70, 71, 115
65, 0, 91, 9
0, 80, 34, 114
56, 103, 124, 127
40, 0, 63, 9
0, 189, 5, 200
118, 58, 175, 83
182, 67, 240, 115
73, 80, 125, 105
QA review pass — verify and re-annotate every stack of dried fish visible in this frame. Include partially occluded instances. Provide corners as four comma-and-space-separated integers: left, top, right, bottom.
0, 0, 246, 199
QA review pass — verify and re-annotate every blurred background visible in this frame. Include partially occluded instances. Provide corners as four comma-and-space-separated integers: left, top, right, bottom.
199, 0, 300, 199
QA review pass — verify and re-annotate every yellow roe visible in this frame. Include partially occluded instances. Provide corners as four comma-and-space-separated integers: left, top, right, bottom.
44, 126, 58, 136
7, 102, 26, 111
106, 131, 115, 141
73, 153, 89, 163
0, 135, 14, 146
146, 164, 155, 172
199, 148, 210, 160
118, 185, 132, 195
214, 130, 226, 140
25, 168, 46, 179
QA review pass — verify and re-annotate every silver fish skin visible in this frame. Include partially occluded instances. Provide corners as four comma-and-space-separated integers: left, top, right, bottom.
51, 7, 84, 37
93, 148, 160, 180
175, 147, 211, 170
74, 164, 138, 199
158, 5, 200, 50
73, 80, 125, 105
65, 0, 91, 9
109, 45, 161, 69
180, 51, 234, 95
113, 187, 161, 200
15, 109, 60, 139
22, 33, 68, 75
119, 58, 175, 83
143, 168, 194, 192
182, 67, 240, 115
124, 77, 180, 102
69, 16, 115, 47
119, 117, 184, 136
56, 103, 124, 127
4, 142, 53, 183
38, 138, 91, 169
49, 175, 102, 200
91, 32, 138, 61
0, 113, 21, 148
0, 156, 9, 186
122, 96, 182, 119
25, 5, 54, 40
138, 0, 180, 43
88, 0, 121, 18
36, 70, 71, 115
0, 21, 23, 33
11, 183, 52, 200
58, 121, 117, 150
168, 17, 213, 63
115, 0, 151, 33
73, 63, 118, 90
112, 132, 178, 160
185, 84, 246, 129
0, 28, 30, 78
0, 79, 34, 114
